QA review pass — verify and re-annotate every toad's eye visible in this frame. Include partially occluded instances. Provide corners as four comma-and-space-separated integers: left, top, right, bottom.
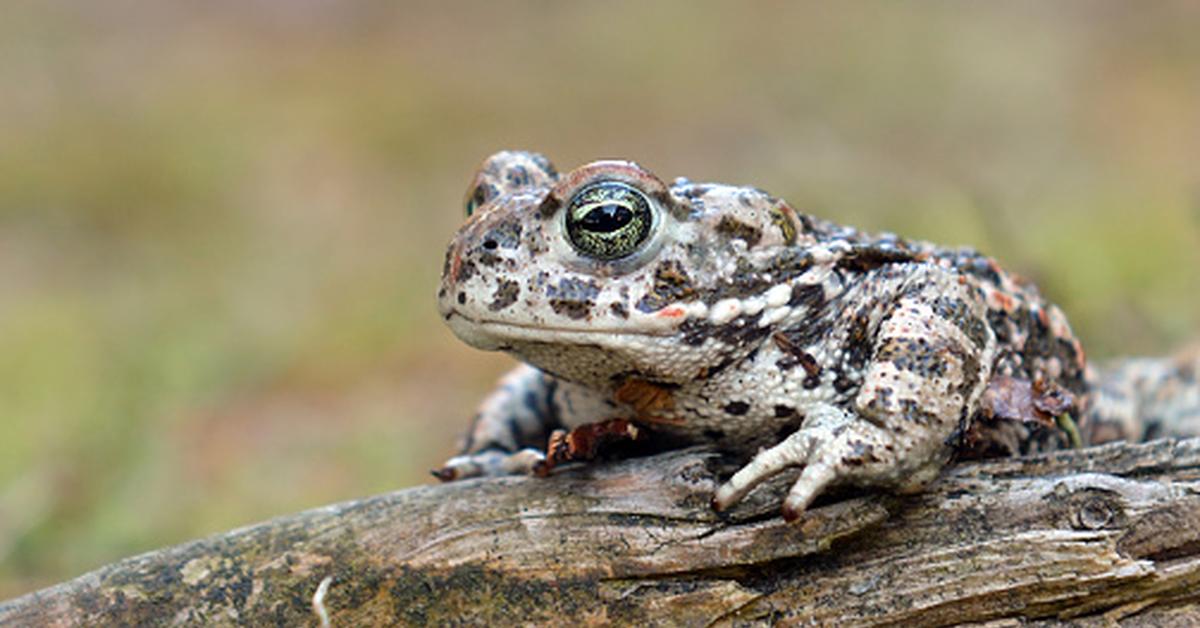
564, 181, 654, 260
465, 183, 496, 217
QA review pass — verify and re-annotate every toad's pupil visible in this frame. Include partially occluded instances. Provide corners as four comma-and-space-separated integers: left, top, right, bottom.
580, 204, 633, 233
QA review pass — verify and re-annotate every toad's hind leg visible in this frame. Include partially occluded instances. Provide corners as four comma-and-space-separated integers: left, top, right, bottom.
433, 365, 556, 480
1085, 345, 1200, 444
714, 267, 995, 519
434, 364, 624, 480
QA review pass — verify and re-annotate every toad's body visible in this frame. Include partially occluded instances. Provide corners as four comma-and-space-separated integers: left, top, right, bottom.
435, 151, 1197, 519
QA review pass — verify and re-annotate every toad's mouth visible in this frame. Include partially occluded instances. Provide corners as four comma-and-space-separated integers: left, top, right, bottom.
442, 310, 678, 348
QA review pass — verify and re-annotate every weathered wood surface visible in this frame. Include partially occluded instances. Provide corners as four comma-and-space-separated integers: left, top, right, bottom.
2, 438, 1199, 626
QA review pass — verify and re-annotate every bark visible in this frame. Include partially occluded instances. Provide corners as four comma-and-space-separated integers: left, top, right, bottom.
2, 438, 1199, 627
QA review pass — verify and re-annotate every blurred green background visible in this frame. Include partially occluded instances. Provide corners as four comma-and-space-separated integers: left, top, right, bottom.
2, 1, 1198, 598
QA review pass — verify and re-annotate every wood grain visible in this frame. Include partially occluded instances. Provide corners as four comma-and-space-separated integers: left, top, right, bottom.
2, 438, 1198, 626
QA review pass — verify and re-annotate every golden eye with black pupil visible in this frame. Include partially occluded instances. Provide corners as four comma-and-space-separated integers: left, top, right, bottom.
564, 181, 654, 260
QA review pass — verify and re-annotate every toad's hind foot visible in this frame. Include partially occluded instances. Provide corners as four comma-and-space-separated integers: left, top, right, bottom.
433, 448, 546, 481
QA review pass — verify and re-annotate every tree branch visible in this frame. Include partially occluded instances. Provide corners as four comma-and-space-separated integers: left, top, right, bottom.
3, 438, 1200, 626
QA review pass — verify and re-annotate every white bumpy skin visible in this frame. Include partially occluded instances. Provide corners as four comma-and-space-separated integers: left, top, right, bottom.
435, 150, 1098, 521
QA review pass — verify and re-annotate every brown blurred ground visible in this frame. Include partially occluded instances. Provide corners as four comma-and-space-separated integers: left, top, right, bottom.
1, 1, 1198, 597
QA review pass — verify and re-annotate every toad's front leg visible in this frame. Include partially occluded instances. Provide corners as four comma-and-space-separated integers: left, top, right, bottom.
715, 269, 996, 520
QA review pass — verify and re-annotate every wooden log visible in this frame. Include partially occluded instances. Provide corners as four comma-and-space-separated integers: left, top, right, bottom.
2, 438, 1199, 626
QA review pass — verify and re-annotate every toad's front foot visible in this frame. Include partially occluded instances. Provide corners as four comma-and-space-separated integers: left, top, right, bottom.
712, 405, 946, 521
533, 418, 644, 477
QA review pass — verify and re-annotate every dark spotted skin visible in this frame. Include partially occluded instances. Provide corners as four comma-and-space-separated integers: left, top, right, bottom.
435, 151, 1200, 521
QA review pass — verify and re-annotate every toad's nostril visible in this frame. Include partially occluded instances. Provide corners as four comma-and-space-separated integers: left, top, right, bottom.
482, 239, 499, 251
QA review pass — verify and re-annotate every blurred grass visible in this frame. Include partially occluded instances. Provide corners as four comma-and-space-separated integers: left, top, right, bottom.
1, 1, 1198, 597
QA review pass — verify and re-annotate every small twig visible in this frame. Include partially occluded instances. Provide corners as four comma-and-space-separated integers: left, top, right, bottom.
312, 575, 333, 628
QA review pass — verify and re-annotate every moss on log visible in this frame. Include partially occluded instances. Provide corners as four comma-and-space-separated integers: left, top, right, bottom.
3, 438, 1200, 626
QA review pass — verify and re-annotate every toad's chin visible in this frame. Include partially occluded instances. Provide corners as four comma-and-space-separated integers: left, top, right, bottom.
442, 310, 718, 387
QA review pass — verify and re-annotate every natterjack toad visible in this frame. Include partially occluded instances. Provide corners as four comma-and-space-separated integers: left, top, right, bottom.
435, 151, 1199, 521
